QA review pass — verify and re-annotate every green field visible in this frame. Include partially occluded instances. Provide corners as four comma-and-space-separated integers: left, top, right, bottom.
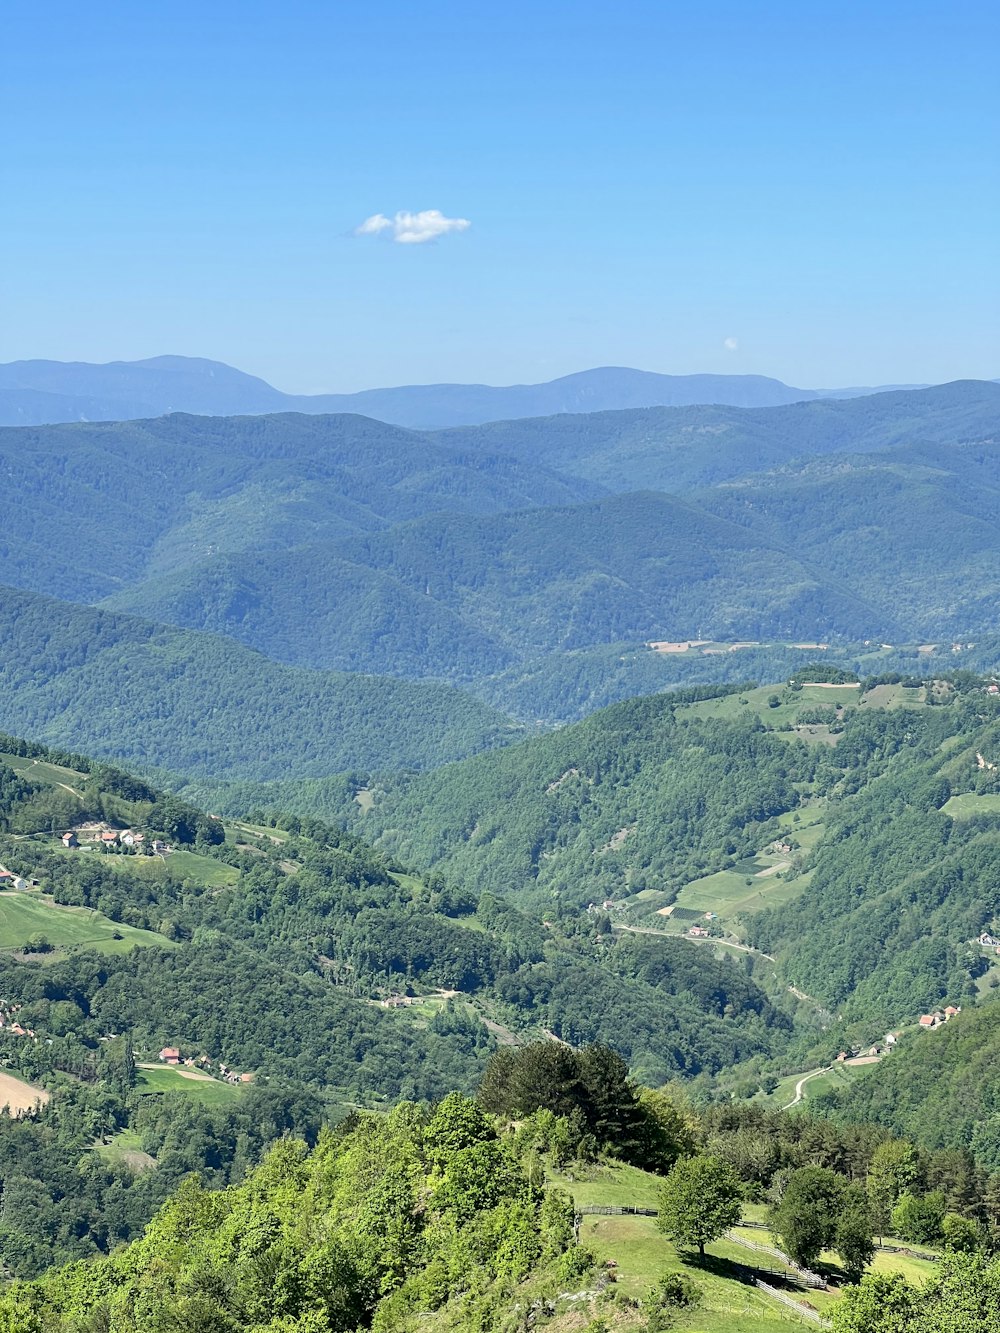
229, 820, 290, 843
94, 1127, 157, 1171
943, 792, 1000, 820
0, 892, 170, 955
553, 1160, 938, 1329
44, 841, 239, 887
136, 1065, 243, 1106
554, 1164, 829, 1329
0, 752, 86, 795
677, 682, 925, 738
679, 683, 863, 727
757, 1059, 875, 1110
663, 859, 811, 928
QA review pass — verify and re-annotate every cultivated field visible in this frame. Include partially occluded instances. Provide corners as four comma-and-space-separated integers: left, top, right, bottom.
0, 1070, 49, 1116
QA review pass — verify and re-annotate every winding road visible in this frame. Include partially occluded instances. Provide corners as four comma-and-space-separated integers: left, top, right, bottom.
781, 1066, 831, 1110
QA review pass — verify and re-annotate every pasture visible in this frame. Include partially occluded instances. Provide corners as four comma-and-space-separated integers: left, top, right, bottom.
943, 792, 1000, 820
46, 842, 239, 887
0, 752, 86, 795
551, 1160, 939, 1330
136, 1064, 243, 1106
551, 1163, 831, 1329
0, 892, 169, 955
664, 860, 810, 927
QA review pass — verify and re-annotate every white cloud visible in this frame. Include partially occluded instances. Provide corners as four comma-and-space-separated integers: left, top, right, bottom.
354, 214, 393, 236
354, 209, 471, 245
724, 337, 739, 351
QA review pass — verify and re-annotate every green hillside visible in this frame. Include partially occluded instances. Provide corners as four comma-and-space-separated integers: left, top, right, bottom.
2, 386, 999, 709
106, 490, 891, 676
0, 735, 803, 1275
90, 384, 1000, 690
826, 999, 1000, 1171
437, 380, 1000, 492
0, 410, 596, 602
0, 585, 519, 778
345, 675, 1000, 1044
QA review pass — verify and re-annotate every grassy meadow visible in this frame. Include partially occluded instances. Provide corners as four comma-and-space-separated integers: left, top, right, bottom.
0, 891, 170, 956
136, 1064, 243, 1106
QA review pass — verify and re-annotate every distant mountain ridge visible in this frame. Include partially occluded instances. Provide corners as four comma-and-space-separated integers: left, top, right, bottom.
0, 354, 950, 429
2, 382, 999, 699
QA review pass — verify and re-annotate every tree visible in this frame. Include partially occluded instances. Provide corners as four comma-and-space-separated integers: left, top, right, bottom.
769, 1166, 843, 1269
867, 1140, 922, 1239
831, 1271, 920, 1332
891, 1190, 946, 1245
101, 1034, 136, 1104
424, 1092, 495, 1167
635, 1088, 697, 1173
835, 1184, 875, 1283
942, 1212, 982, 1254
656, 1155, 742, 1260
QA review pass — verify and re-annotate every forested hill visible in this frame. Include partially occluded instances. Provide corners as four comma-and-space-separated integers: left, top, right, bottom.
435, 379, 1000, 491
1, 383, 998, 706
105, 490, 892, 676
0, 586, 519, 777
0, 410, 597, 602
0, 734, 800, 1273
829, 998, 1000, 1171
349, 674, 1000, 1035
96, 382, 1000, 685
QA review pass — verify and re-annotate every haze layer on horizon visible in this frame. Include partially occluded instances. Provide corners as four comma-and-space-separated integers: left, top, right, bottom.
4, 0, 998, 393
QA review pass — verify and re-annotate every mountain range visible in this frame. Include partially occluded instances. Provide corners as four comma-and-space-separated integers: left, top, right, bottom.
2, 381, 995, 688
0, 354, 940, 429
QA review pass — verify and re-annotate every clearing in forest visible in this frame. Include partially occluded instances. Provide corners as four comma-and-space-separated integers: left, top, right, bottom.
0, 1070, 49, 1116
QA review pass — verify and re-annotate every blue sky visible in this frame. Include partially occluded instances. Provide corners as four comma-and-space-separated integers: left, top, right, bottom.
2, 0, 997, 391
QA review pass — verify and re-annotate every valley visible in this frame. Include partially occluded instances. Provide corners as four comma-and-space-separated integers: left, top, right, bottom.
0, 378, 997, 1330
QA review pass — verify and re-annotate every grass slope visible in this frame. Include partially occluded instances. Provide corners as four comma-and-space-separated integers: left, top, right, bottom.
0, 892, 169, 955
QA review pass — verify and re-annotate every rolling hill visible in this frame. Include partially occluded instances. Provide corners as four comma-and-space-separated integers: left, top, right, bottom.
344, 675, 1000, 1049
1, 381, 998, 733
0, 411, 597, 601
0, 586, 519, 779
437, 379, 1000, 491
103, 490, 892, 676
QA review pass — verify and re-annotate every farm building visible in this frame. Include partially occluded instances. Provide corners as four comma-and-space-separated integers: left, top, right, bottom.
158, 1047, 181, 1064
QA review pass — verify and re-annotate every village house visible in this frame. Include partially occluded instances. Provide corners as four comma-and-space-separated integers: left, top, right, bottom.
978, 931, 1000, 948
62, 831, 78, 848
100, 831, 120, 846
687, 925, 709, 938
120, 831, 144, 847
918, 1013, 947, 1029
159, 1046, 181, 1064
944, 1005, 961, 1019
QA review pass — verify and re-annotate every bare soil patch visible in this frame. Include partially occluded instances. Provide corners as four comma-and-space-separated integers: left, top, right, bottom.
0, 1070, 49, 1115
